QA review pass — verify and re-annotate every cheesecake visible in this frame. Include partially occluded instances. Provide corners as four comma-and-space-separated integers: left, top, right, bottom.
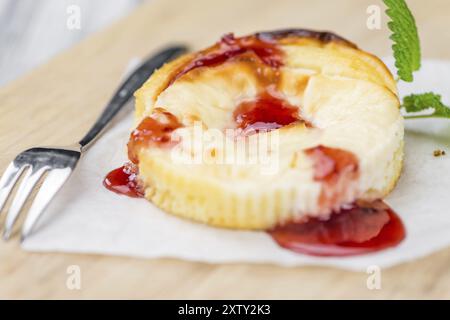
126, 29, 404, 230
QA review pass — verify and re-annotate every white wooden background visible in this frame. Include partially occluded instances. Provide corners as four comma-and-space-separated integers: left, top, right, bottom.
0, 0, 144, 86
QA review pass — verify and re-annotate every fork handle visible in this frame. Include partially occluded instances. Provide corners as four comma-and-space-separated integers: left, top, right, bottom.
78, 45, 188, 150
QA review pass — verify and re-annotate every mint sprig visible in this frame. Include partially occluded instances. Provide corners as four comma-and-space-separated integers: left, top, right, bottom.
383, 0, 450, 119
402, 93, 450, 119
383, 0, 421, 82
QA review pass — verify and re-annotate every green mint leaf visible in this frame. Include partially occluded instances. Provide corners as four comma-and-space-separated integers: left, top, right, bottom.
383, 0, 421, 82
402, 92, 450, 119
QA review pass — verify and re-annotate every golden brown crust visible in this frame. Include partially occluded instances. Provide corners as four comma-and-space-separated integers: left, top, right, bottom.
255, 28, 358, 48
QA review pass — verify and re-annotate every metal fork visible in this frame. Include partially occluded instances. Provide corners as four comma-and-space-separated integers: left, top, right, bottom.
0, 45, 187, 241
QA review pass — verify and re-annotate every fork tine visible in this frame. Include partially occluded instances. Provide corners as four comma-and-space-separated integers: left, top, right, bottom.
21, 167, 73, 240
0, 162, 27, 213
3, 166, 48, 240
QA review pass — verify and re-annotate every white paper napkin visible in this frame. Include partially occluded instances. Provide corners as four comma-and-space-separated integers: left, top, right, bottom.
21, 59, 450, 271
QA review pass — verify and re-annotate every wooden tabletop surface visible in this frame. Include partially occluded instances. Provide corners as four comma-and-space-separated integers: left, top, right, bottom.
1, 0, 450, 299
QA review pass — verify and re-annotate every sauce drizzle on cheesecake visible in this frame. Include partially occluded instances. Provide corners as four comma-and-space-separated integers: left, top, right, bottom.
268, 145, 405, 256
104, 109, 181, 197
127, 109, 182, 164
233, 91, 300, 132
305, 145, 359, 210
268, 200, 405, 256
103, 163, 144, 198
168, 33, 283, 87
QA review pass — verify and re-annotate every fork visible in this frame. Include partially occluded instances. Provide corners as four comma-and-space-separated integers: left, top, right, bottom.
0, 45, 187, 241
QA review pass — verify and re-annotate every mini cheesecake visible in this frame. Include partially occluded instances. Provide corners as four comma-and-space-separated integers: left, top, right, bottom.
127, 29, 403, 230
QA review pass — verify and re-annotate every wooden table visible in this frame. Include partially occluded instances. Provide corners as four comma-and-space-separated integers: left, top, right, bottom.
1, 0, 450, 299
